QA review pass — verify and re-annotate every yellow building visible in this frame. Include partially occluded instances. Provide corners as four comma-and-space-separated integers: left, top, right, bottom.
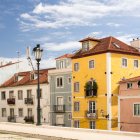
72, 36, 140, 130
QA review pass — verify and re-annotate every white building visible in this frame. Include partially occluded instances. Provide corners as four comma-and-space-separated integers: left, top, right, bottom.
0, 60, 31, 85
0, 68, 52, 124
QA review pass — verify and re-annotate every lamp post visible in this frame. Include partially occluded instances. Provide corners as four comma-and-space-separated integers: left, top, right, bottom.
33, 44, 43, 125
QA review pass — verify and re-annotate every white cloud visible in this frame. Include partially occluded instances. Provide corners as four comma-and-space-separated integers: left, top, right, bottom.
106, 22, 122, 27
43, 41, 81, 51
116, 34, 136, 44
19, 0, 140, 31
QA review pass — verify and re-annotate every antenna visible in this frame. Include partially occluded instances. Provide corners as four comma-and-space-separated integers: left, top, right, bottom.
26, 47, 35, 72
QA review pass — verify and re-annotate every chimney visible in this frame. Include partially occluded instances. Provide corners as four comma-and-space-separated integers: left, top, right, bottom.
130, 38, 140, 51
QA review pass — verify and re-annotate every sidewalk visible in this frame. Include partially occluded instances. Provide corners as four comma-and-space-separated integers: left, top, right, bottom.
0, 122, 139, 140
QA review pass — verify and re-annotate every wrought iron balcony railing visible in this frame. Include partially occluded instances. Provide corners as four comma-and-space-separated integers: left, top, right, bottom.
7, 98, 15, 105
24, 116, 34, 123
85, 110, 98, 119
85, 89, 97, 97
24, 98, 33, 105
53, 105, 65, 113
8, 116, 16, 122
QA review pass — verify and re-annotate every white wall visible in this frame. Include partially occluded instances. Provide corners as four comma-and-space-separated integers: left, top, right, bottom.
0, 83, 50, 124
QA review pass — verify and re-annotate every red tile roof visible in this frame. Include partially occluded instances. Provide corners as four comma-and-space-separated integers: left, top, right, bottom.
79, 37, 100, 42
72, 36, 140, 59
0, 62, 20, 68
119, 76, 140, 84
55, 54, 73, 59
0, 68, 55, 88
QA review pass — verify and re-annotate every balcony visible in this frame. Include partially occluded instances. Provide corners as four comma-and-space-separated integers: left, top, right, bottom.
85, 89, 97, 97
86, 110, 98, 119
53, 105, 65, 113
24, 98, 33, 105
24, 116, 34, 123
8, 116, 16, 122
7, 98, 15, 105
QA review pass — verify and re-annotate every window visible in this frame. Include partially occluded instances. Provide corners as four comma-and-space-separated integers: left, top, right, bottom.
122, 58, 127, 67
9, 91, 14, 98
89, 60, 94, 69
18, 90, 23, 100
14, 74, 18, 82
89, 101, 96, 113
74, 120, 80, 128
134, 60, 138, 68
68, 113, 72, 120
68, 96, 71, 103
27, 90, 32, 98
90, 121, 95, 129
68, 77, 71, 84
18, 108, 23, 117
138, 81, 140, 88
74, 82, 79, 92
134, 104, 140, 116
127, 83, 132, 89
74, 102, 80, 111
27, 108, 32, 117
82, 41, 89, 51
56, 77, 63, 88
30, 73, 35, 80
2, 108, 6, 117
60, 61, 64, 69
1, 91, 6, 100
74, 63, 79, 71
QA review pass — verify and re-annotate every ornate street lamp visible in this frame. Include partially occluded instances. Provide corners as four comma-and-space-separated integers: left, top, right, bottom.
33, 44, 43, 125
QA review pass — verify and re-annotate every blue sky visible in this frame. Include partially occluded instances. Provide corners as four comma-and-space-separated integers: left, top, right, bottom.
0, 0, 140, 67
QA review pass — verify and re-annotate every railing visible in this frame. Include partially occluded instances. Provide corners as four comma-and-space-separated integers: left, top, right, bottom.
86, 110, 98, 119
8, 116, 16, 122
53, 105, 65, 113
24, 98, 33, 105
85, 89, 97, 97
7, 98, 15, 105
24, 116, 34, 123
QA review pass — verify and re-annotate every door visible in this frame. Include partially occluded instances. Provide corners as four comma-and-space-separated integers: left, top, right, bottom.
10, 108, 14, 117
56, 115, 64, 125
57, 97, 63, 111
89, 101, 96, 113
9, 91, 14, 98
27, 90, 32, 98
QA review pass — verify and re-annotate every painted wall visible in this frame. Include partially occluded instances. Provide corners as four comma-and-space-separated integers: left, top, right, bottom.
72, 53, 108, 130
0, 84, 50, 124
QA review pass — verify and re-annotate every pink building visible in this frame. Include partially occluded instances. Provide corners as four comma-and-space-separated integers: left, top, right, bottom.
119, 76, 140, 132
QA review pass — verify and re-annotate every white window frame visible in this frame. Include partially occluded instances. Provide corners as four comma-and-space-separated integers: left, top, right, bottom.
74, 82, 79, 92
82, 41, 89, 51
56, 96, 64, 105
89, 60, 95, 69
56, 76, 64, 88
56, 115, 64, 125
127, 82, 132, 89
88, 101, 96, 113
18, 90, 23, 100
1, 91, 6, 100
74, 102, 80, 112
133, 103, 140, 117
18, 108, 23, 117
2, 108, 6, 117
89, 121, 96, 129
134, 59, 139, 68
122, 58, 127, 68
74, 63, 79, 71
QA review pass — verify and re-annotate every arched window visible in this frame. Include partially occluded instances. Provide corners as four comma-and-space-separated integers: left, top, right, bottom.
138, 81, 140, 88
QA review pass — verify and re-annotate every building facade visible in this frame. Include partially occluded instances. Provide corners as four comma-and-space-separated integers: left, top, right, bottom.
49, 54, 72, 127
72, 36, 140, 130
118, 76, 140, 132
0, 69, 51, 124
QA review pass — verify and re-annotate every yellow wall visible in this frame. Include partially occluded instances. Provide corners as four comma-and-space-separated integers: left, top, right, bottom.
72, 53, 108, 130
